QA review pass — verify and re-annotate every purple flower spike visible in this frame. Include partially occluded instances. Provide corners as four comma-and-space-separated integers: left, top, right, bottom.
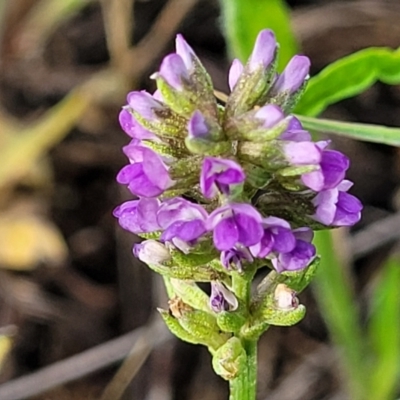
208, 203, 264, 251
158, 53, 189, 90
272, 55, 310, 94
127, 90, 165, 121
255, 105, 285, 128
228, 59, 244, 91
250, 217, 296, 258
188, 111, 209, 139
221, 247, 253, 272
158, 198, 208, 252
113, 198, 161, 234
210, 281, 238, 313
272, 228, 316, 272
201, 157, 246, 199
175, 34, 196, 72
313, 180, 362, 226
249, 29, 277, 72
119, 109, 158, 141
301, 147, 350, 192
116, 145, 174, 197
280, 117, 311, 142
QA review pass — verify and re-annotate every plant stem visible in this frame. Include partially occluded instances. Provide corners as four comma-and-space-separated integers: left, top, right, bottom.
229, 339, 258, 400
230, 271, 258, 400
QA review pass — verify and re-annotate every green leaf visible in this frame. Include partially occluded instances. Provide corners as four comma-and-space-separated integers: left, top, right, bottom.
219, 0, 298, 70
367, 257, 400, 400
298, 115, 400, 146
313, 231, 366, 400
295, 47, 400, 117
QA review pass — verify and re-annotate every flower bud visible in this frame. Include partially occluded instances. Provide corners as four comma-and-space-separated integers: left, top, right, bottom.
134, 240, 171, 265
212, 337, 247, 380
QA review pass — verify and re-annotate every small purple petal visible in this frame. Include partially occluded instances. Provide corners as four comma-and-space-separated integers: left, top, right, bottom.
113, 198, 161, 234
249, 29, 277, 72
220, 247, 253, 271
117, 145, 174, 197
210, 281, 238, 313
127, 90, 164, 121
272, 55, 310, 94
255, 105, 285, 129
158, 53, 189, 90
228, 59, 244, 91
208, 203, 263, 251
119, 109, 157, 140
175, 34, 196, 71
200, 157, 245, 198
280, 117, 311, 142
188, 111, 209, 139
284, 142, 321, 165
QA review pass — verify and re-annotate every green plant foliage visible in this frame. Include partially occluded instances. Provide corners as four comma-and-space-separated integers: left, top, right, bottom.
313, 231, 366, 400
219, 0, 297, 71
298, 115, 400, 146
367, 258, 400, 400
295, 47, 400, 117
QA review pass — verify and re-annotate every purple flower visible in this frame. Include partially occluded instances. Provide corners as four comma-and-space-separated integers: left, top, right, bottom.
313, 180, 362, 226
254, 105, 285, 129
220, 247, 253, 271
271, 55, 310, 94
127, 90, 165, 121
119, 109, 158, 141
301, 143, 350, 191
207, 203, 264, 251
280, 117, 311, 142
249, 29, 277, 72
228, 59, 244, 91
272, 228, 316, 272
158, 53, 189, 90
250, 217, 296, 258
158, 198, 208, 252
210, 281, 238, 313
200, 157, 246, 199
113, 198, 161, 234
117, 144, 174, 197
188, 111, 210, 139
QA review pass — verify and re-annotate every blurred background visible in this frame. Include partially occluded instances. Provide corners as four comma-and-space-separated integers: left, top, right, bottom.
0, 0, 399, 399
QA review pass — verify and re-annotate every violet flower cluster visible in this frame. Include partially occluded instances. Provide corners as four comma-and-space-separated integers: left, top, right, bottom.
114, 30, 362, 314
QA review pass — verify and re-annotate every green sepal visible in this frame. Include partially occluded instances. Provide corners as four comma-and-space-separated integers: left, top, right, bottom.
212, 337, 247, 380
225, 57, 277, 118
277, 164, 317, 177
269, 80, 308, 114
158, 308, 203, 346
170, 279, 210, 312
184, 137, 231, 156
226, 115, 290, 142
155, 76, 196, 118
178, 309, 230, 351
258, 303, 306, 327
281, 256, 320, 293
170, 247, 218, 266
217, 310, 247, 333
131, 108, 187, 140
148, 261, 223, 282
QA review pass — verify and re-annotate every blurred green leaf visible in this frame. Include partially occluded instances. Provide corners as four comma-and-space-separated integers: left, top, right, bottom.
313, 231, 366, 400
367, 257, 400, 400
298, 115, 400, 146
295, 47, 400, 117
219, 0, 297, 70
